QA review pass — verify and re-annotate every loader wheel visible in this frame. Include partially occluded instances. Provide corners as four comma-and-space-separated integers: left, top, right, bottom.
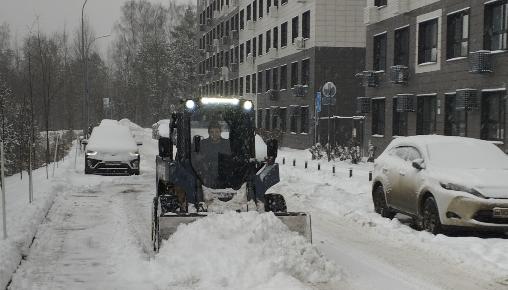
265, 194, 287, 213
372, 185, 395, 219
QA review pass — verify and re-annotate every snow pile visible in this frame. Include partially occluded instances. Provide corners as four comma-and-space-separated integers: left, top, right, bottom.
119, 118, 143, 131
153, 119, 171, 139
121, 212, 339, 290
87, 120, 138, 154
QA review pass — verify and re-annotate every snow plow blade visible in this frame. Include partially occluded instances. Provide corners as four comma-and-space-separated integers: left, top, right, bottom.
156, 212, 312, 244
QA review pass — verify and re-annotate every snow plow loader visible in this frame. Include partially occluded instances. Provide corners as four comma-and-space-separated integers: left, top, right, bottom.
151, 97, 312, 251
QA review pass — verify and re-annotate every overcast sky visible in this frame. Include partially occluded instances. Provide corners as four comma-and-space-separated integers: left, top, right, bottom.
0, 0, 193, 55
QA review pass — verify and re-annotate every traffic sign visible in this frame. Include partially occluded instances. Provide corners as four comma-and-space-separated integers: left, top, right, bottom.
322, 82, 337, 98
316, 92, 321, 113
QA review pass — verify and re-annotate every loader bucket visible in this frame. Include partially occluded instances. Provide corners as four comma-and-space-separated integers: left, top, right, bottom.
156, 212, 312, 244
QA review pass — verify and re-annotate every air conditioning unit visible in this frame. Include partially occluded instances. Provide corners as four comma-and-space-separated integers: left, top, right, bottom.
269, 6, 278, 18
267, 89, 280, 100
356, 97, 371, 113
292, 85, 309, 97
295, 37, 305, 50
389, 65, 409, 84
247, 20, 255, 30
221, 66, 230, 79
213, 10, 220, 19
395, 94, 415, 112
246, 53, 255, 65
469, 50, 492, 73
213, 38, 220, 47
456, 89, 479, 111
355, 71, 380, 87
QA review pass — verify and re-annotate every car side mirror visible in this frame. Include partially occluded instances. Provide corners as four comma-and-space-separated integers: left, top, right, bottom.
193, 135, 202, 153
137, 141, 143, 146
412, 158, 425, 170
267, 139, 278, 160
81, 139, 88, 145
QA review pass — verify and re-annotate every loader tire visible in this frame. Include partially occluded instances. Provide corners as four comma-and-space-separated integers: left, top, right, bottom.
265, 194, 287, 213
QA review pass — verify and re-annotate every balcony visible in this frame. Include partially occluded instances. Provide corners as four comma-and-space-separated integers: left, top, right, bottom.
469, 50, 492, 73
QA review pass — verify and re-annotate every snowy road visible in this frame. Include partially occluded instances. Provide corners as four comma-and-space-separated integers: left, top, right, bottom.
4, 126, 508, 289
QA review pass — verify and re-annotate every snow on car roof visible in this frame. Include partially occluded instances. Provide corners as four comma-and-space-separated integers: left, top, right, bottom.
87, 119, 138, 153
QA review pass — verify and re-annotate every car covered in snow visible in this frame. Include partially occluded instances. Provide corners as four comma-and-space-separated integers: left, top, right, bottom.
372, 135, 508, 234
85, 120, 140, 175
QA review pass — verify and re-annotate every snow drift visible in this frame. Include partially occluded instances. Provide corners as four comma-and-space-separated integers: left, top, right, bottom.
120, 212, 339, 290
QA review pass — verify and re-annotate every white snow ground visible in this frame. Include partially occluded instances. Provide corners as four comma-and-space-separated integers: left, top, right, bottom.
1, 123, 507, 289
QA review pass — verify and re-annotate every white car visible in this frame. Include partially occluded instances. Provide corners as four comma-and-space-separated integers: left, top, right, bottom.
85, 120, 140, 175
372, 135, 508, 234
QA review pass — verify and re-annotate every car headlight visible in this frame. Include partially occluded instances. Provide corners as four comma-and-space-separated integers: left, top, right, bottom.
130, 152, 140, 157
440, 182, 486, 199
86, 151, 98, 156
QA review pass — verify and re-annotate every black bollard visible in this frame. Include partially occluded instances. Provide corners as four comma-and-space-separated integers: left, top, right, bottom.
369, 171, 373, 181
293, 159, 296, 167
318, 163, 321, 171
333, 166, 335, 175
283, 157, 285, 165
349, 168, 353, 178
305, 161, 308, 169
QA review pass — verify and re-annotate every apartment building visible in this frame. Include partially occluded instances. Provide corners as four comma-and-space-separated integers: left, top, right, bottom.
361, 0, 508, 156
197, 0, 366, 149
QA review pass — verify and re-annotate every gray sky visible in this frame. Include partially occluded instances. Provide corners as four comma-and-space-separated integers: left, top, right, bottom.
0, 0, 193, 55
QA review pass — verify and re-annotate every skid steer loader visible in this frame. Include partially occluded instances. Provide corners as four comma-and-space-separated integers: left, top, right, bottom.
151, 97, 312, 251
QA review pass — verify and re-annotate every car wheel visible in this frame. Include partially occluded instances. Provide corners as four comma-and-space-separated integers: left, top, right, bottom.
421, 197, 442, 235
372, 185, 395, 219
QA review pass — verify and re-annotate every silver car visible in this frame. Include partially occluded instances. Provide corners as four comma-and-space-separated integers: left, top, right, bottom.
372, 135, 508, 234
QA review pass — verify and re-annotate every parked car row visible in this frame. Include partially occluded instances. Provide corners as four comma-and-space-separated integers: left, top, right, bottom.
372, 136, 508, 234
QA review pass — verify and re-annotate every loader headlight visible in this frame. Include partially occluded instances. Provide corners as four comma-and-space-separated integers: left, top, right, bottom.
185, 100, 196, 110
440, 182, 486, 199
86, 151, 98, 156
243, 100, 253, 111
130, 152, 140, 157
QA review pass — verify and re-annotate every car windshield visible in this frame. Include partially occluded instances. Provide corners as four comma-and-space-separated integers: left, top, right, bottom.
189, 101, 253, 189
427, 141, 508, 169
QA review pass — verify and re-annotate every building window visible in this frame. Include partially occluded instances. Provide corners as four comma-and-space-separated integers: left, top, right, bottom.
291, 62, 299, 87
247, 5, 251, 21
267, 0, 271, 14
240, 10, 245, 29
258, 71, 262, 92
253, 0, 257, 19
302, 11, 310, 39
373, 33, 387, 71
258, 34, 263, 55
281, 22, 288, 47
257, 109, 263, 128
301, 59, 310, 86
273, 27, 279, 49
481, 91, 506, 141
240, 43, 245, 62
292, 16, 299, 43
259, 0, 263, 18
265, 69, 271, 92
246, 40, 251, 55
301, 106, 309, 133
416, 95, 437, 135
372, 99, 385, 136
281, 0, 287, 5
246, 75, 251, 93
394, 27, 409, 66
265, 108, 271, 130
280, 65, 288, 90
290, 107, 299, 133
418, 18, 438, 64
484, 0, 508, 51
447, 10, 469, 59
272, 109, 278, 130
444, 94, 467, 137
252, 73, 257, 94
280, 107, 287, 132
266, 30, 271, 52
392, 98, 408, 136
272, 67, 278, 90
375, 0, 387, 7
239, 77, 243, 95
253, 37, 257, 57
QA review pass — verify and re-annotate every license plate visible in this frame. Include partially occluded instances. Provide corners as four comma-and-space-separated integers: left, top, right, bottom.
493, 208, 508, 218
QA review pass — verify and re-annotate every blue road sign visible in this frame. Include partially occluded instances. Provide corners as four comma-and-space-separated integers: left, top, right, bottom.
316, 92, 321, 113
